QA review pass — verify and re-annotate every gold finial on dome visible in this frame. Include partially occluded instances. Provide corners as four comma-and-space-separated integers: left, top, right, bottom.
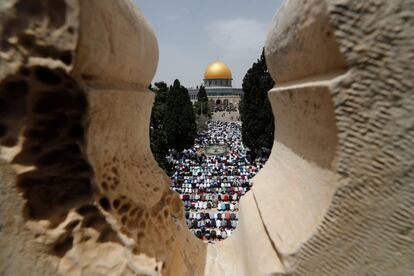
203, 60, 232, 80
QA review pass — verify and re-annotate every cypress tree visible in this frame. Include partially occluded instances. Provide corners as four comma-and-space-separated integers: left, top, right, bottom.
197, 85, 208, 102
164, 79, 197, 152
149, 82, 171, 173
240, 49, 275, 156
195, 85, 210, 116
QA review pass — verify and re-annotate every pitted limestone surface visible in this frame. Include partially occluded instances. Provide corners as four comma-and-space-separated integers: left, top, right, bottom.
0, 64, 127, 264
257, 0, 414, 275
0, 0, 206, 275
290, 1, 414, 275
0, 0, 78, 73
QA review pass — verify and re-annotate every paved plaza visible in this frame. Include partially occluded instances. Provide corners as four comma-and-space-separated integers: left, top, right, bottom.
210, 111, 240, 122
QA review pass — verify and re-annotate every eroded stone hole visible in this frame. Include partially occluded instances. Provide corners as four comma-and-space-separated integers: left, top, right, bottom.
60, 51, 73, 65
2, 0, 74, 69
35, 67, 62, 85
15, 0, 45, 18
45, 0, 67, 28
53, 235, 74, 257
99, 197, 111, 211
0, 78, 29, 147
113, 199, 121, 209
0, 68, 93, 221
0, 65, 125, 259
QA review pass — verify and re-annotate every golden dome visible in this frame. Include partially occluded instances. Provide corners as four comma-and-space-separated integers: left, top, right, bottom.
203, 61, 232, 80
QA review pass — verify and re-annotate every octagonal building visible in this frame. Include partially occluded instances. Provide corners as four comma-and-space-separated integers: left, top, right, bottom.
189, 60, 243, 110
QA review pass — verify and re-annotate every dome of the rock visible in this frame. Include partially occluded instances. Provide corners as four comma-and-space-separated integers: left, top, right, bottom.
188, 59, 243, 101
204, 61, 232, 80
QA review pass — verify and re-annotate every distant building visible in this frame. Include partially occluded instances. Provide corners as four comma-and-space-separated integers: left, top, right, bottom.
188, 60, 243, 110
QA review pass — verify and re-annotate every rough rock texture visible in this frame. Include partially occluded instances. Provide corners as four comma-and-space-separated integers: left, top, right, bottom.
0, 0, 413, 275
0, 0, 204, 275
254, 0, 413, 274
206, 0, 414, 275
289, 1, 414, 274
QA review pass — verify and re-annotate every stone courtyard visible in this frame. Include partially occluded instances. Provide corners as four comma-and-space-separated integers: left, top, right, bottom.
211, 111, 240, 122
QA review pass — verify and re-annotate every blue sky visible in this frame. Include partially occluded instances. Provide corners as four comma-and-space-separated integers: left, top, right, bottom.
133, 0, 282, 88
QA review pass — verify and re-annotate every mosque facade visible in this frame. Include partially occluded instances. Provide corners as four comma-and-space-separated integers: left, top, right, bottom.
188, 61, 243, 109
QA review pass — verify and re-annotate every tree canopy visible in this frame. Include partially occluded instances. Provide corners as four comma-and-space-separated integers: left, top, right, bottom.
194, 85, 211, 117
197, 85, 208, 102
239, 49, 275, 155
164, 79, 197, 152
149, 81, 170, 173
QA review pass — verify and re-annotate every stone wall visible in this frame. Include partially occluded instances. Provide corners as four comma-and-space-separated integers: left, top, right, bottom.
215, 0, 414, 275
0, 0, 205, 275
0, 0, 413, 275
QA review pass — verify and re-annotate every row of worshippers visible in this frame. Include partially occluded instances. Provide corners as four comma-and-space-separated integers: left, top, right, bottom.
187, 211, 238, 241
182, 200, 239, 211
180, 190, 244, 202
186, 211, 239, 220
167, 122, 268, 241
192, 227, 233, 241
174, 177, 252, 194
186, 212, 238, 230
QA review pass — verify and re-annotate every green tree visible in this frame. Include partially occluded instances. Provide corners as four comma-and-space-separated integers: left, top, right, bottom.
197, 85, 208, 102
150, 81, 169, 129
164, 79, 197, 152
194, 85, 211, 131
149, 82, 171, 173
240, 49, 275, 156
194, 85, 210, 116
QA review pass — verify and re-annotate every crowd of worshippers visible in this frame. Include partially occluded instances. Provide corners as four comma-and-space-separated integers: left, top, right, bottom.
186, 211, 238, 240
167, 121, 269, 241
